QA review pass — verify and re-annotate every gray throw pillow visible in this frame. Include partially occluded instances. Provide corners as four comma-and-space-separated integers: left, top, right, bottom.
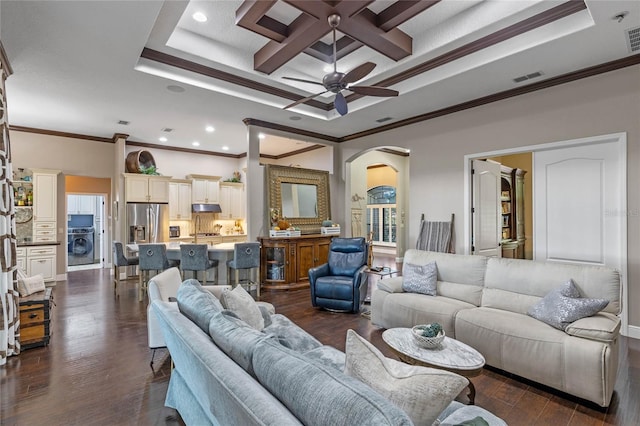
176, 279, 224, 333
527, 279, 609, 330
402, 261, 437, 295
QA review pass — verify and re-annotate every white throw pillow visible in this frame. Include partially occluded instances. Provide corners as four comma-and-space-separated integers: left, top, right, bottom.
219, 285, 265, 331
344, 330, 468, 426
402, 261, 437, 295
18, 272, 46, 297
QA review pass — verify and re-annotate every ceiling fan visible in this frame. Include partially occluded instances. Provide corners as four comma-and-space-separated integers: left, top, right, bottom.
282, 14, 399, 116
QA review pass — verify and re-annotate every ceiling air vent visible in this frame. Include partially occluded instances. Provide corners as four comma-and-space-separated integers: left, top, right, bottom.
512, 71, 544, 84
117, 120, 129, 125
626, 26, 640, 52
376, 117, 393, 123
162, 128, 173, 133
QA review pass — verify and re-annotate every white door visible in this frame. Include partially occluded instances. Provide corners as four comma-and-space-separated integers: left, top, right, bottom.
534, 140, 623, 269
472, 160, 502, 257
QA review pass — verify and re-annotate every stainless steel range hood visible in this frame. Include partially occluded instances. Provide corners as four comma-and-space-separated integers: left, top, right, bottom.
192, 203, 222, 213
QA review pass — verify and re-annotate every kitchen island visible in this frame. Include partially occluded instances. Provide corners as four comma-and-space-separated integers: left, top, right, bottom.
126, 242, 239, 285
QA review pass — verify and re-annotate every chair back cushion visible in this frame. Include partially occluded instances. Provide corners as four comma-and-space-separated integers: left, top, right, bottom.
139, 244, 169, 270
113, 242, 127, 266
229, 242, 261, 269
328, 238, 367, 276
180, 244, 209, 271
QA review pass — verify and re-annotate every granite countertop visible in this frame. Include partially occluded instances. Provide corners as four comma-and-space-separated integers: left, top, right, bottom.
17, 241, 61, 247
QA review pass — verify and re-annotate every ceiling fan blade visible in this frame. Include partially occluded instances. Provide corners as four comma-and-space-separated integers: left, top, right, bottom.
342, 62, 376, 84
282, 76, 324, 86
283, 90, 328, 110
334, 92, 348, 116
348, 85, 399, 97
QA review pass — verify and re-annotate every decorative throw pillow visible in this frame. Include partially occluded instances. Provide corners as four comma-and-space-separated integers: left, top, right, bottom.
219, 285, 265, 331
527, 279, 609, 330
402, 261, 437, 295
17, 272, 46, 297
344, 330, 468, 426
176, 279, 224, 333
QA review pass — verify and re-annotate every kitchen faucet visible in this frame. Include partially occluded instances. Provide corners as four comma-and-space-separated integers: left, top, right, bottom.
194, 214, 201, 245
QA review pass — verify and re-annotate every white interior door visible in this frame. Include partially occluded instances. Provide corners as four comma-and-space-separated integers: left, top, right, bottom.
472, 160, 502, 257
534, 139, 623, 269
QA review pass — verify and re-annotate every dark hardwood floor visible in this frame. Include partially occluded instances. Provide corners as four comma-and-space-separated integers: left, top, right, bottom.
1, 261, 638, 425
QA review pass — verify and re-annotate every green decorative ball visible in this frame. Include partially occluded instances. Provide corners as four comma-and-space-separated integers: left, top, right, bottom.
421, 322, 443, 338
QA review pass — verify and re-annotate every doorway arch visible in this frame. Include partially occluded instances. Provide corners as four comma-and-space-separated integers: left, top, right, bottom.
344, 147, 409, 262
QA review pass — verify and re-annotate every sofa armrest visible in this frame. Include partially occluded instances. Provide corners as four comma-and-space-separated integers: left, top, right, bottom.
376, 276, 404, 293
565, 312, 621, 342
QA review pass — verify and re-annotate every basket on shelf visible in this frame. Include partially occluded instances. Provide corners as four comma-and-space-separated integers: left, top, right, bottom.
412, 325, 445, 349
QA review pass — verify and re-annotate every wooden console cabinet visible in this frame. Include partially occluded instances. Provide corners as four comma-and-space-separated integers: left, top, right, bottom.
258, 234, 333, 290
19, 287, 53, 349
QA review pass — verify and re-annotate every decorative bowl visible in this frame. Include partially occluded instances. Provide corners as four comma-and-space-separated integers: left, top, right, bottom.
412, 325, 445, 349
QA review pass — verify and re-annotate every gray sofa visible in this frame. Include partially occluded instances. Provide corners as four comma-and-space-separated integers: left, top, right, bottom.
152, 279, 507, 425
372, 249, 621, 407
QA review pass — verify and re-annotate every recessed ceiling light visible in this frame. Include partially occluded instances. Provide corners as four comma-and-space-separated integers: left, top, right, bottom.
159, 137, 168, 142
222, 146, 229, 151
167, 85, 185, 93
192, 12, 207, 23
192, 141, 200, 147
205, 126, 215, 133
258, 133, 266, 139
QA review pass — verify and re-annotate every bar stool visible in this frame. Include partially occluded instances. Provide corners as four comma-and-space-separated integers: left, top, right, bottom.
180, 244, 219, 285
227, 242, 261, 298
138, 244, 179, 302
112, 241, 139, 297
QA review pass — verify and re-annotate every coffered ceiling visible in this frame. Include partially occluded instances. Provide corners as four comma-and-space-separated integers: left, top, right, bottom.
1, 1, 639, 156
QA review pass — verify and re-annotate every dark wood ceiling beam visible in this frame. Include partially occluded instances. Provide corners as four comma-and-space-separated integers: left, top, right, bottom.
284, 0, 373, 20
235, 1, 284, 42
342, 8, 411, 61
254, 13, 331, 74
377, 1, 440, 31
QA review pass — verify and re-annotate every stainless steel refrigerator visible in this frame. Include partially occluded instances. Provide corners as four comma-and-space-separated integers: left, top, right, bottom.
127, 203, 169, 244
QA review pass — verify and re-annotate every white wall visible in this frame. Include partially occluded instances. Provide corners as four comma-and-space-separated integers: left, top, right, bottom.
339, 65, 640, 328
260, 145, 334, 174
125, 146, 244, 181
12, 131, 115, 177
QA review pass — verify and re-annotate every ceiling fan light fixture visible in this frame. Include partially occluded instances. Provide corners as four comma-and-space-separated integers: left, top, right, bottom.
281, 13, 398, 115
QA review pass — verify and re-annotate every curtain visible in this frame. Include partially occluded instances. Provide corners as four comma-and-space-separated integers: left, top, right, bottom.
0, 59, 19, 365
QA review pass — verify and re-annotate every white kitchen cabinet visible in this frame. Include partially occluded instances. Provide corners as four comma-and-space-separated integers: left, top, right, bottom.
68, 194, 95, 215
219, 182, 245, 219
26, 246, 57, 282
124, 174, 171, 203
16, 247, 26, 272
188, 175, 221, 204
169, 180, 192, 220
32, 169, 60, 243
32, 169, 59, 223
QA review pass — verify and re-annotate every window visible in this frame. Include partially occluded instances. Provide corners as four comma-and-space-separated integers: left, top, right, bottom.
366, 186, 396, 246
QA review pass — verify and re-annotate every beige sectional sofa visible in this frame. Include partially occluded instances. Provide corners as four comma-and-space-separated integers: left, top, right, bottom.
371, 249, 621, 407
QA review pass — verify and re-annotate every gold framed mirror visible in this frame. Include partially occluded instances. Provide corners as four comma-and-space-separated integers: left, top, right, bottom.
265, 164, 330, 234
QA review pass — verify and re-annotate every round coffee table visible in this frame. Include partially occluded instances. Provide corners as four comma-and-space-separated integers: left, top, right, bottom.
382, 328, 485, 404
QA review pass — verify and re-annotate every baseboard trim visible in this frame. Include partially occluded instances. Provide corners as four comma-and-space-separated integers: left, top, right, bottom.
626, 325, 640, 340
